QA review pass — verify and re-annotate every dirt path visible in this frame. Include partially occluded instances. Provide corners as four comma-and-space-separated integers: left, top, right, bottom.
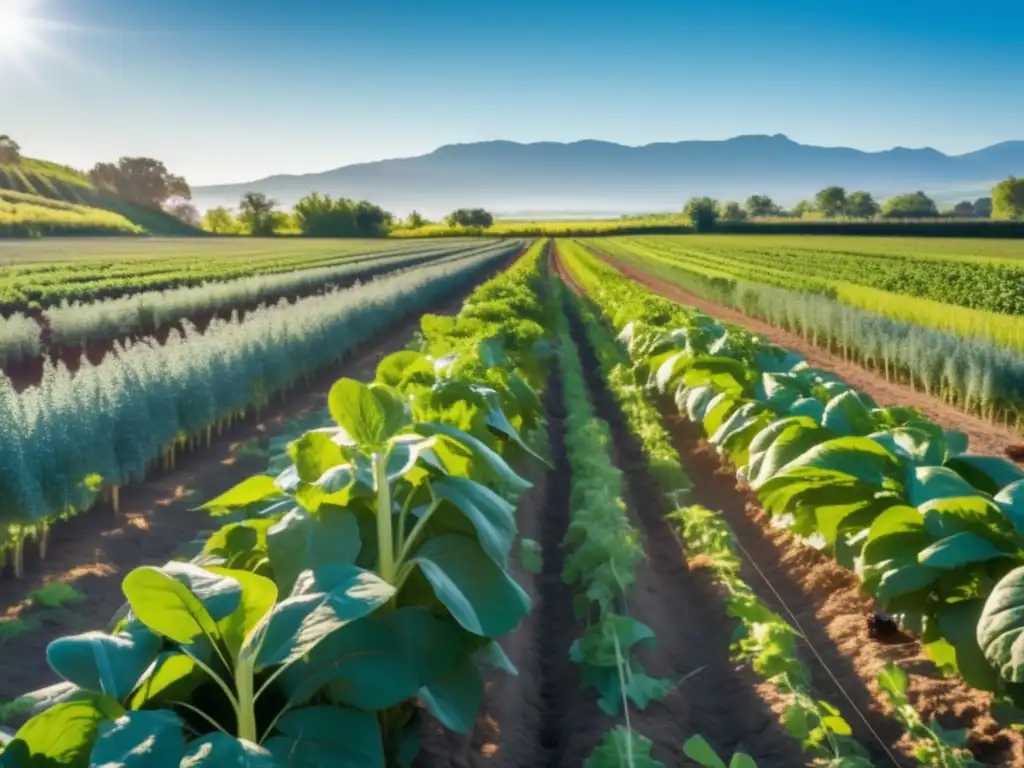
0, 257, 515, 706
588, 246, 1019, 458
557, 269, 806, 766
417, 346, 595, 767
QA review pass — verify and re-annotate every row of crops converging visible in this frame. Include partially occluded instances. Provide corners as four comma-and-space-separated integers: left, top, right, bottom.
4, 237, 1021, 766
587, 237, 1024, 430
0, 240, 520, 578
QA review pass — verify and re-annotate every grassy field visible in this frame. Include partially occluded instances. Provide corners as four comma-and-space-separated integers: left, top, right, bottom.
0, 158, 200, 237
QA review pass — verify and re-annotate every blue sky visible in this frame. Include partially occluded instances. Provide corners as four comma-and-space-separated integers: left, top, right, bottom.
4, 0, 1024, 185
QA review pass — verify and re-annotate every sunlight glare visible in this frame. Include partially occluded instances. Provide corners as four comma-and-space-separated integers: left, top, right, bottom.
0, 0, 38, 53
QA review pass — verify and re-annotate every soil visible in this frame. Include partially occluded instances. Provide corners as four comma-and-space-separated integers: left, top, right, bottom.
0, 254, 517, 706
588, 247, 1020, 458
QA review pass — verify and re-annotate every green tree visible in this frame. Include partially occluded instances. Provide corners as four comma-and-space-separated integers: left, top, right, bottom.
238, 192, 278, 236
293, 193, 391, 237
201, 207, 240, 234
814, 186, 847, 217
743, 194, 780, 218
951, 200, 976, 218
718, 200, 747, 222
881, 191, 939, 219
992, 177, 1024, 221
446, 208, 494, 228
790, 200, 814, 218
845, 191, 880, 219
974, 197, 993, 218
683, 197, 718, 231
0, 135, 21, 164
407, 210, 426, 229
88, 157, 191, 209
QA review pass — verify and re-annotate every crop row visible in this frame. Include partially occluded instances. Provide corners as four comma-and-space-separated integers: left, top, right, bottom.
561, 241, 1024, 735
0, 240, 552, 766
0, 238, 483, 311
627, 235, 1024, 317
0, 241, 522, 578
560, 241, 986, 766
0, 240, 500, 365
596, 237, 1024, 352
591, 239, 1024, 430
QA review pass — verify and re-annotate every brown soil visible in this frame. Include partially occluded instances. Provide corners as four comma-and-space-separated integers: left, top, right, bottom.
562, 296, 809, 767
417, 357, 599, 767
0, 257, 515, 706
665, 416, 1024, 766
589, 247, 1020, 458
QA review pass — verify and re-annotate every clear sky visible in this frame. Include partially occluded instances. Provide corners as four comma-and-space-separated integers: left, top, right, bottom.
3, 0, 1023, 186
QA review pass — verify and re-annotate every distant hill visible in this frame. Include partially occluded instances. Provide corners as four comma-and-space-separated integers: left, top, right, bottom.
0, 158, 201, 236
192, 135, 1024, 217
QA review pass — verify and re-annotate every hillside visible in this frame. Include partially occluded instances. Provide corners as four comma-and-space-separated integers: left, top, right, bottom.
192, 134, 1024, 216
0, 158, 201, 236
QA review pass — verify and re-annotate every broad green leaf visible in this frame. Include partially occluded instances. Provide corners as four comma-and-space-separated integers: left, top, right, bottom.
773, 436, 900, 488
415, 422, 531, 492
267, 507, 361, 595
122, 566, 237, 645
520, 538, 543, 574
199, 476, 281, 514
251, 564, 395, 670
127, 653, 199, 710
202, 518, 275, 572
419, 656, 483, 734
586, 727, 664, 768
654, 350, 689, 393
207, 567, 277, 659
788, 396, 825, 422
376, 350, 435, 388
702, 392, 738, 437
946, 455, 1024, 496
681, 734, 728, 768
906, 466, 978, 506
409, 534, 530, 637
328, 378, 394, 450
264, 707, 383, 768
46, 624, 160, 700
995, 480, 1024, 537
180, 734, 275, 767
876, 564, 940, 604
936, 600, 999, 691
978, 566, 1024, 682
918, 532, 1012, 570
0, 695, 122, 768
876, 663, 909, 698
370, 383, 410, 435
90, 710, 183, 767
431, 476, 517, 567
474, 639, 518, 676
822, 390, 877, 436
919, 495, 1019, 543
288, 431, 346, 483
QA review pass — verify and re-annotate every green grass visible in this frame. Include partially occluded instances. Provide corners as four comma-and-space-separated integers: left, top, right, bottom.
0, 157, 200, 237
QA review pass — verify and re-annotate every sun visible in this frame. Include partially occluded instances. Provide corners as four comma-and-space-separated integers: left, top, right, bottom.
0, 1, 40, 52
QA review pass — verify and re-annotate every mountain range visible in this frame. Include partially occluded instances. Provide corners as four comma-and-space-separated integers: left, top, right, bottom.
191, 134, 1024, 217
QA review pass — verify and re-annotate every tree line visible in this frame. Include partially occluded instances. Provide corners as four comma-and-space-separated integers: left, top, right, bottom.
201, 196, 497, 237
683, 176, 1024, 230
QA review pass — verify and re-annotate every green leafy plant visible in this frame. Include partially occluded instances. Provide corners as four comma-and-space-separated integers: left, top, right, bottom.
877, 664, 983, 767
683, 735, 758, 768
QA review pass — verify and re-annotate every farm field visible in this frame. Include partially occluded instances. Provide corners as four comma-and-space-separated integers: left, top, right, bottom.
0, 238, 502, 386
6, 237, 1024, 767
589, 235, 1024, 434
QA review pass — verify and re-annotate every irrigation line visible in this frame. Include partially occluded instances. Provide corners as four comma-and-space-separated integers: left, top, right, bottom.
728, 535, 904, 767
